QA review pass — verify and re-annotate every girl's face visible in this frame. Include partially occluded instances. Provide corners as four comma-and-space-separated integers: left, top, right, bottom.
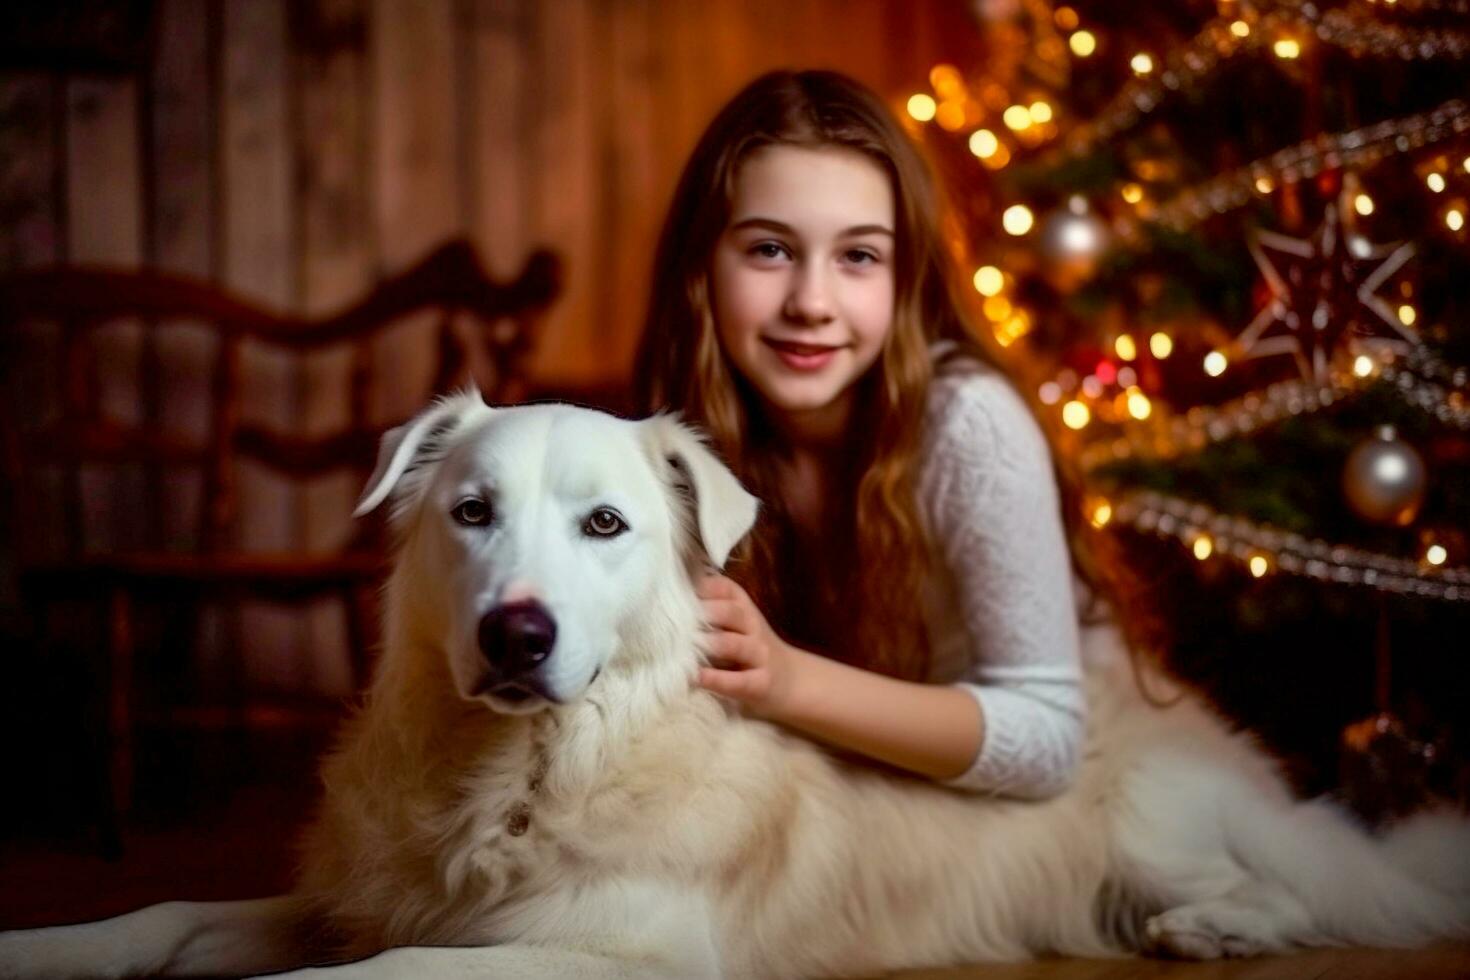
710, 145, 896, 439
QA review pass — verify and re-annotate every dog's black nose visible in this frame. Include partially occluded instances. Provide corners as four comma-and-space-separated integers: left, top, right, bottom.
478, 601, 557, 677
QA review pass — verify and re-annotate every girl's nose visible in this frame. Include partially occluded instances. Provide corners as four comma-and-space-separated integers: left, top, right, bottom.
782, 263, 836, 325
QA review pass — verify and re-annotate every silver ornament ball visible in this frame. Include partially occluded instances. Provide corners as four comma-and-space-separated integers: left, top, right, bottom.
1341, 425, 1428, 527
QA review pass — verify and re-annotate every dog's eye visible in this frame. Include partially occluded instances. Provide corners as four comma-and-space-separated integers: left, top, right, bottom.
584, 507, 627, 538
452, 498, 493, 527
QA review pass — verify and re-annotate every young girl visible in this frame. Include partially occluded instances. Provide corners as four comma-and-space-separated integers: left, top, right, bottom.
634, 69, 1090, 799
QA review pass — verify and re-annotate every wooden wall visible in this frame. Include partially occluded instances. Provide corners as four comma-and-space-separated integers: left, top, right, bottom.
0, 0, 985, 692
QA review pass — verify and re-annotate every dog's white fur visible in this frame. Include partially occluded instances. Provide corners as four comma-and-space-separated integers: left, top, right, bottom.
2, 393, 1467, 979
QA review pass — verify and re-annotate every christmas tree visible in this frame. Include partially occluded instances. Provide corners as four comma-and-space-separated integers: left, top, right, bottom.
906, 0, 1470, 823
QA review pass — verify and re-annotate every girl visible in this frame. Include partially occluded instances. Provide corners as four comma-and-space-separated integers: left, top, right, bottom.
635, 69, 1098, 799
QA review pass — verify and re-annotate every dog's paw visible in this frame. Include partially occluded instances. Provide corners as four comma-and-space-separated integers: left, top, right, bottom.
1144, 903, 1273, 960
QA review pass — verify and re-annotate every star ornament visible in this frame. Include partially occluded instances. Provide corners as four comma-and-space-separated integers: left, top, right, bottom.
1236, 204, 1417, 383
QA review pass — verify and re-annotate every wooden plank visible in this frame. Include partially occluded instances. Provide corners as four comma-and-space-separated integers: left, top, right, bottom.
525, 0, 597, 387
370, 0, 459, 422
296, 0, 372, 696
221, 0, 305, 689
467, 0, 529, 281
67, 77, 144, 556
151, 0, 216, 555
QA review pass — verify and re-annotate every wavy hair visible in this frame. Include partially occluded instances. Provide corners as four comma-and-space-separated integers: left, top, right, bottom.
634, 70, 1003, 680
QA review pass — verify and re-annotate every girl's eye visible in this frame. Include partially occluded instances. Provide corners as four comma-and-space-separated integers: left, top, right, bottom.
584, 507, 628, 538
846, 249, 879, 265
452, 498, 493, 527
749, 242, 788, 261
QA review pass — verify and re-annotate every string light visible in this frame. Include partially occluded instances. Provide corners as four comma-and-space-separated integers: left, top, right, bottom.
968, 128, 1000, 159
1463, 155, 1470, 173
936, 101, 967, 132
983, 295, 1013, 320
1204, 350, 1229, 376
1273, 37, 1302, 59
1249, 554, 1271, 577
907, 94, 937, 122
1130, 52, 1155, 74
929, 64, 964, 98
1054, 6, 1079, 30
1354, 193, 1375, 216
1114, 335, 1138, 361
1038, 381, 1062, 405
1126, 388, 1152, 420
1230, 19, 1251, 37
1003, 105, 1033, 130
1069, 30, 1097, 57
1427, 172, 1447, 193
1089, 501, 1113, 528
1426, 544, 1449, 566
1255, 175, 1275, 194
1062, 400, 1091, 429
1193, 534, 1215, 560
1398, 304, 1417, 326
1447, 207, 1466, 231
1121, 182, 1145, 204
1150, 332, 1174, 358
1353, 355, 1375, 377
1029, 100, 1054, 124
1002, 204, 1035, 235
973, 265, 1004, 296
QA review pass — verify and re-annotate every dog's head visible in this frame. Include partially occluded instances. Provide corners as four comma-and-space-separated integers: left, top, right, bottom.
355, 391, 758, 714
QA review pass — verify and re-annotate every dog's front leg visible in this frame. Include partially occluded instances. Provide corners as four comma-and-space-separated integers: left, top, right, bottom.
0, 895, 311, 979
262, 879, 721, 980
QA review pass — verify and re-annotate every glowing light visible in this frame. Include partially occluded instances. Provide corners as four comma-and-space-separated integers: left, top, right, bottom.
1150, 332, 1174, 359
1254, 175, 1275, 194
1029, 100, 1054, 124
1130, 53, 1154, 75
1463, 155, 1470, 173
1062, 400, 1091, 430
1447, 208, 1466, 232
1069, 30, 1097, 57
973, 265, 1004, 296
982, 144, 1011, 170
1193, 535, 1214, 560
1427, 172, 1447, 193
1204, 350, 1229, 376
907, 94, 937, 122
983, 295, 1013, 321
1121, 182, 1144, 204
1426, 544, 1448, 566
929, 64, 964, 98
1249, 554, 1270, 577
1127, 389, 1152, 420
1354, 193, 1375, 216
1096, 361, 1117, 385
1398, 304, 1416, 326
936, 100, 967, 132
1273, 38, 1301, 59
1002, 205, 1035, 236
994, 313, 1031, 347
1353, 355, 1375, 377
1038, 381, 1062, 405
1230, 19, 1251, 37
969, 128, 1000, 159
1114, 335, 1138, 361
1081, 375, 1104, 398
1089, 501, 1113, 528
1117, 366, 1137, 387
1003, 105, 1033, 131
1054, 6, 1079, 30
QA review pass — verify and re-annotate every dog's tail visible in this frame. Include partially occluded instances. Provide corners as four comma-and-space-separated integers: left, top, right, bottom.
1229, 794, 1470, 948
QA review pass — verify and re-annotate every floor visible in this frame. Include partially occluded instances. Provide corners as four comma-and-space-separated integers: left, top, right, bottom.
0, 731, 1466, 979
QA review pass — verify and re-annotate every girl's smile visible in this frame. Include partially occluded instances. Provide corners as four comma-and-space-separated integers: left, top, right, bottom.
710, 143, 896, 442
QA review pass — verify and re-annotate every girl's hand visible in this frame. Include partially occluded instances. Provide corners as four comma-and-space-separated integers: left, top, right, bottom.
696, 574, 802, 718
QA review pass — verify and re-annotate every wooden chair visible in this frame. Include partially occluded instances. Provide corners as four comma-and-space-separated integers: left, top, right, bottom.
0, 240, 560, 852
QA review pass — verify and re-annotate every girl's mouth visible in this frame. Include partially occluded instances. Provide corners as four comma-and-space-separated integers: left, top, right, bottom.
764, 338, 844, 372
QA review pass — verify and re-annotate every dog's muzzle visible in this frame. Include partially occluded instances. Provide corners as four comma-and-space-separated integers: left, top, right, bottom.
477, 600, 558, 701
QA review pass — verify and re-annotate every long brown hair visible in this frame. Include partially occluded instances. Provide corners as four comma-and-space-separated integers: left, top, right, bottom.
634, 69, 1003, 681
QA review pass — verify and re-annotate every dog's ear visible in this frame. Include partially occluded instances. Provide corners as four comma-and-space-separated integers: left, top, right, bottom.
644, 415, 759, 569
355, 390, 487, 518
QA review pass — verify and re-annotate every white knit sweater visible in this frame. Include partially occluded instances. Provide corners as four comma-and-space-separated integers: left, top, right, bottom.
916, 351, 1086, 798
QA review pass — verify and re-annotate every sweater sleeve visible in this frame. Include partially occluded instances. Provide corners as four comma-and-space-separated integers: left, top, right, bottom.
920, 369, 1085, 799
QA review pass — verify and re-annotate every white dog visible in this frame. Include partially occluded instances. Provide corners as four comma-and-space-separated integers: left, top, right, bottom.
3, 392, 1468, 979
